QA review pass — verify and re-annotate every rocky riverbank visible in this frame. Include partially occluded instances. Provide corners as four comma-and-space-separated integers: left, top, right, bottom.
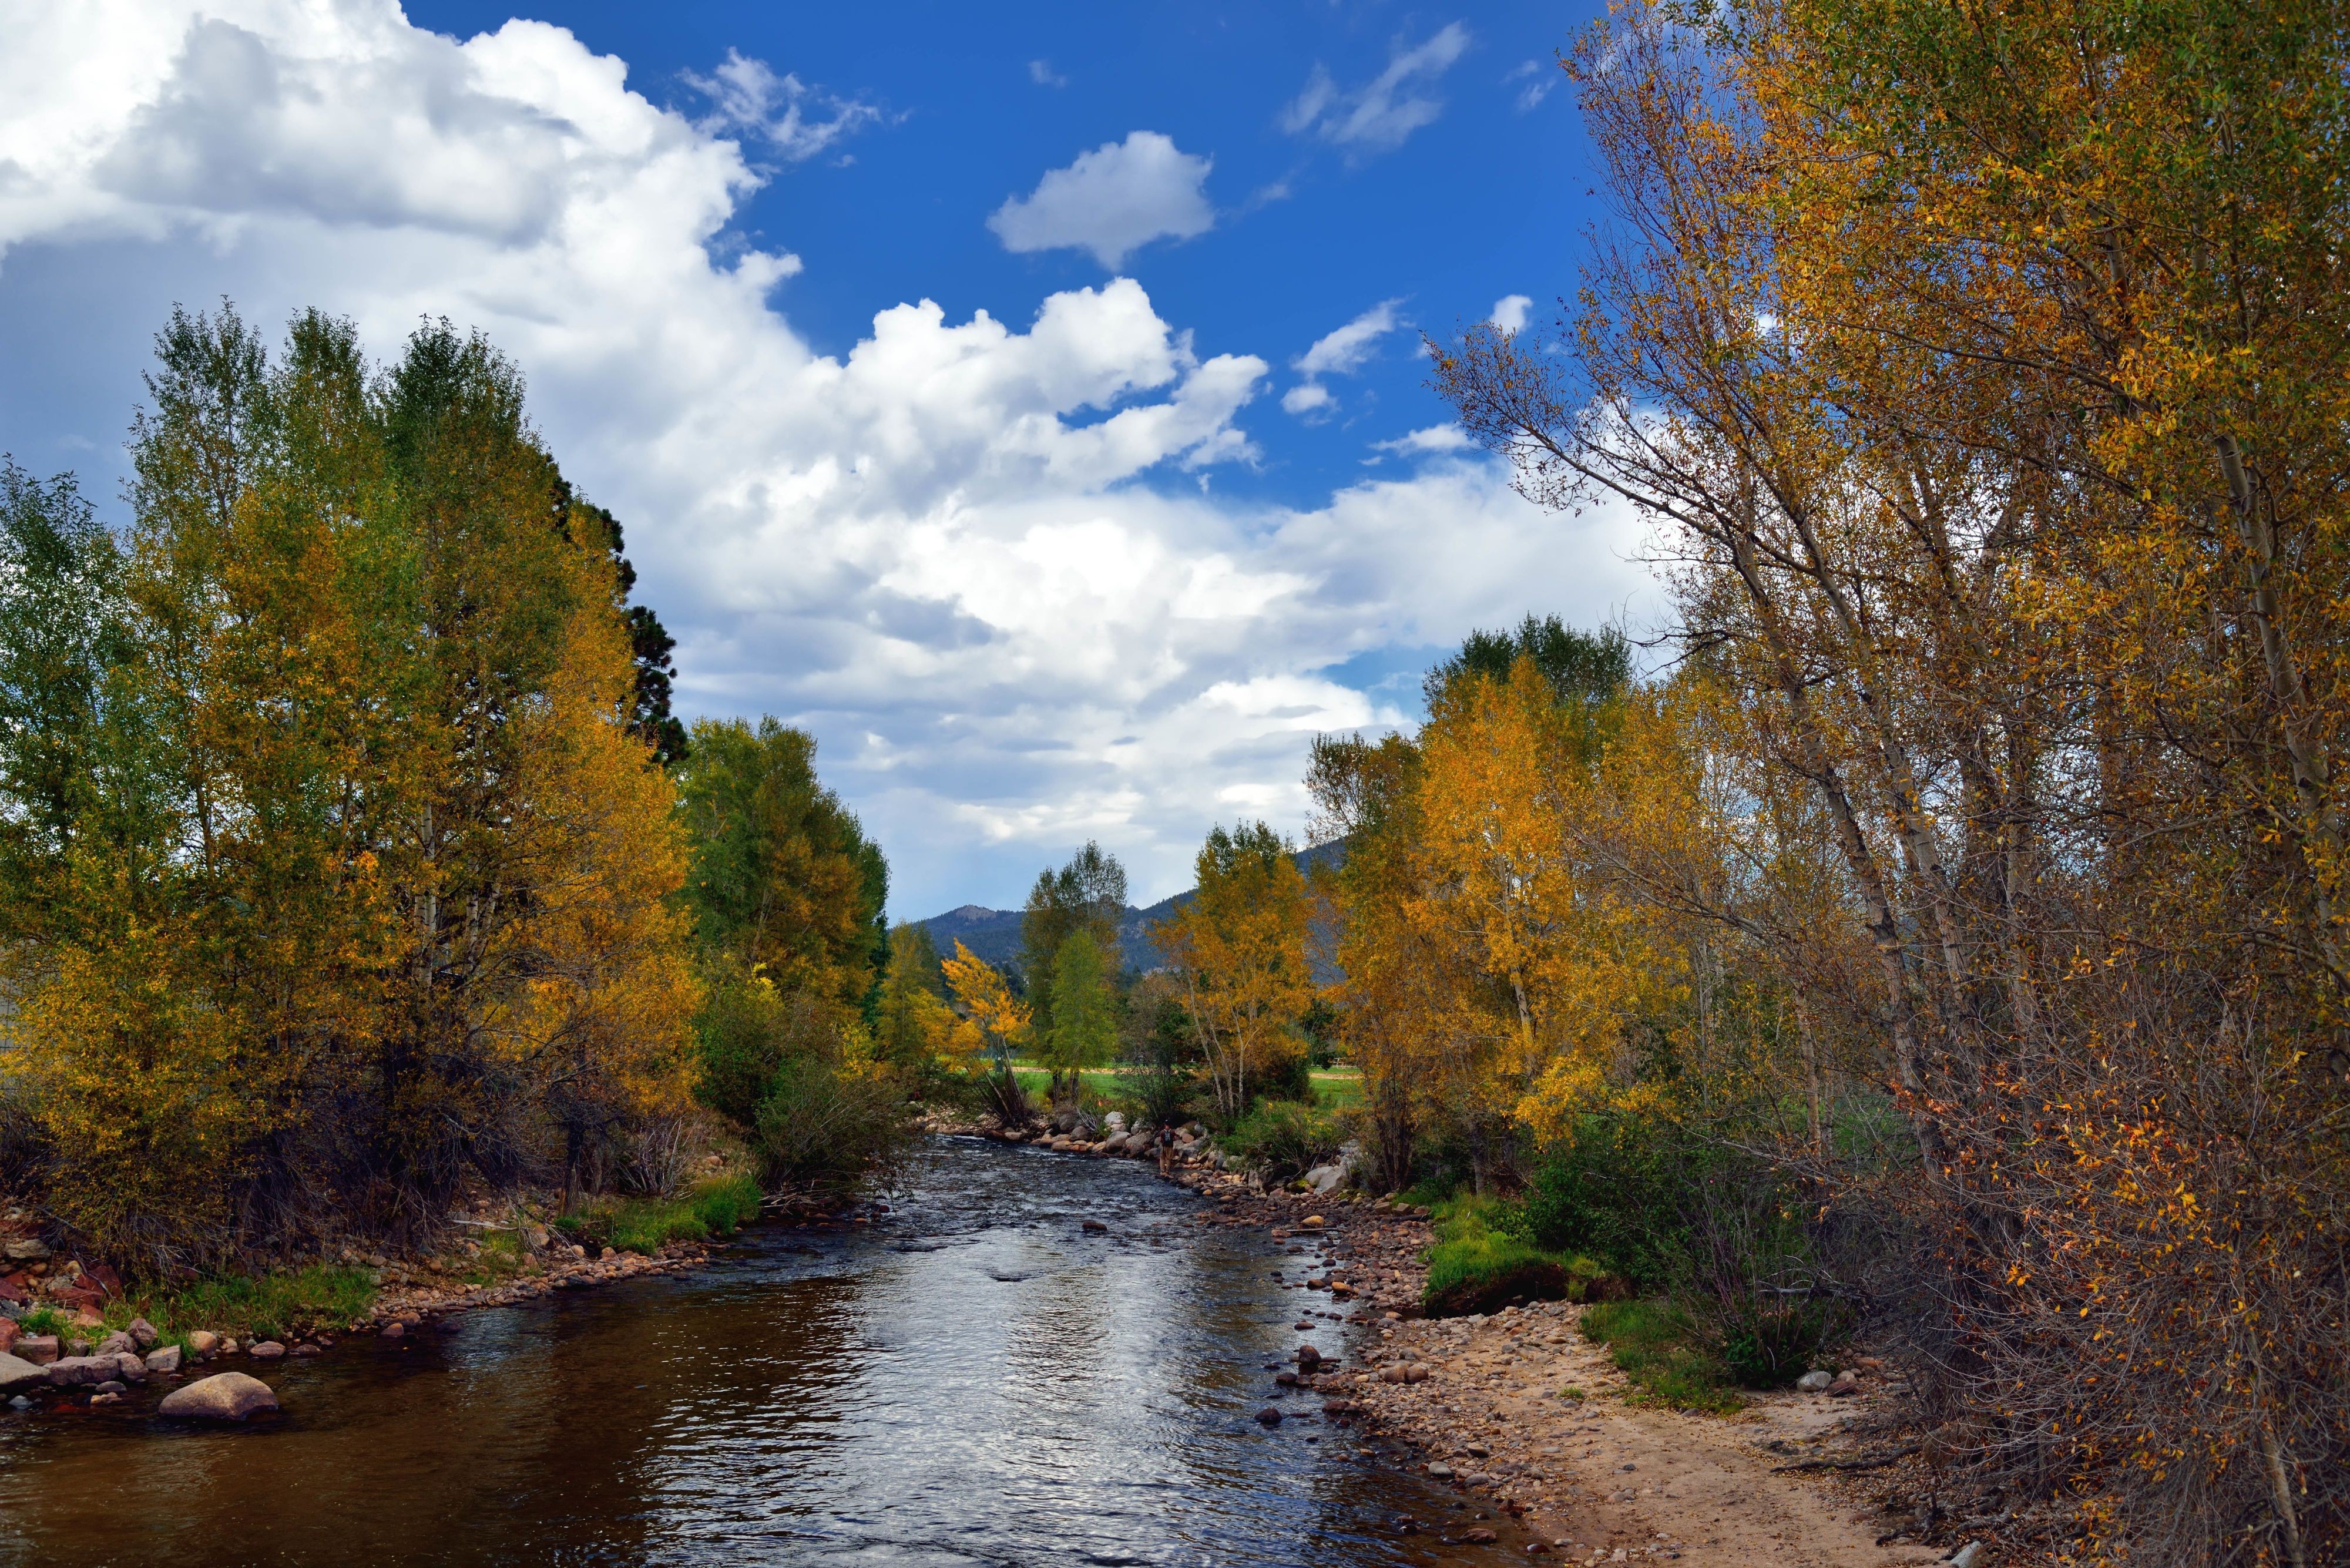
988, 1122, 1981, 1567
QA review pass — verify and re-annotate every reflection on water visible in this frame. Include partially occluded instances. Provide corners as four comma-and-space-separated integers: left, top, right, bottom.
0, 1138, 1512, 1566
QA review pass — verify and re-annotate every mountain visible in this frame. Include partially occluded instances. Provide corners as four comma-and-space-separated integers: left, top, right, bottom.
912, 840, 1346, 984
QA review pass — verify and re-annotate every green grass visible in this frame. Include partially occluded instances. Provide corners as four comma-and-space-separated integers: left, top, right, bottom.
1422, 1194, 1586, 1315
101, 1264, 378, 1346
570, 1174, 766, 1257
1307, 1069, 1364, 1110
1579, 1299, 1744, 1414
15, 1305, 68, 1338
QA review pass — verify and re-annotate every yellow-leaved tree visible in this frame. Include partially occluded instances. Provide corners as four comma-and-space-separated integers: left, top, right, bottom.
1158, 822, 1311, 1118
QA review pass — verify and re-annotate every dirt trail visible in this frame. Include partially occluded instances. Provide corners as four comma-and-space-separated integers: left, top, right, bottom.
1351, 1301, 1945, 1566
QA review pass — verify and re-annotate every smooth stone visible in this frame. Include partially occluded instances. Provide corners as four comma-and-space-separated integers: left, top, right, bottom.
158, 1371, 280, 1422
1080, 1220, 1107, 1234
1794, 1369, 1834, 1392
247, 1341, 286, 1359
145, 1345, 182, 1374
6, 1395, 29, 1410
1254, 1406, 1283, 1425
380, 1321, 405, 1339
185, 1330, 219, 1356
0, 1354, 49, 1396
14, 1336, 56, 1366
1425, 1462, 1455, 1478
113, 1352, 147, 1381
93, 1379, 126, 1395
95, 1331, 135, 1357
290, 1343, 320, 1357
127, 1318, 159, 1349
45, 1356, 118, 1387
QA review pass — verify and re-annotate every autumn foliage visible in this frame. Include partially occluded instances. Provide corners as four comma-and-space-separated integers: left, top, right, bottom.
0, 305, 707, 1269
1375, 1, 2350, 1558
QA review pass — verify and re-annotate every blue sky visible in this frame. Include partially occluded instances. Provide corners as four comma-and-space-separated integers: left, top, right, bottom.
0, 1, 1650, 916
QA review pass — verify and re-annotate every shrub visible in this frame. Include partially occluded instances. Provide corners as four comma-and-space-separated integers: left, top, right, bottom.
1224, 1100, 1340, 1183
754, 1056, 912, 1184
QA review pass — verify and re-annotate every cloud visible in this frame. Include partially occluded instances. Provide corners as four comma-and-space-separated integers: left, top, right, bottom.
1285, 298, 1404, 418
1507, 59, 1557, 113
684, 48, 881, 162
0, 0, 1649, 913
1280, 23, 1471, 157
987, 130, 1216, 269
1028, 59, 1066, 88
1298, 298, 1404, 377
1369, 424, 1475, 459
1489, 293, 1532, 334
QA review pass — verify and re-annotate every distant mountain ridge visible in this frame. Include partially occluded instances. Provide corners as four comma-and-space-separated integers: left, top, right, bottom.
913, 840, 1345, 982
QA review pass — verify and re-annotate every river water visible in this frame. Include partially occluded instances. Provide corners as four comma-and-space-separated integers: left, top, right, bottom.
0, 1137, 1519, 1566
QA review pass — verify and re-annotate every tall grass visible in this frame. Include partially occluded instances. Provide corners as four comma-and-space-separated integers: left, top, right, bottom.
1580, 1299, 1742, 1414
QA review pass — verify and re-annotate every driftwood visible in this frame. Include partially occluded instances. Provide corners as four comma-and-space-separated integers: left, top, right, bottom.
1770, 1442, 1921, 1474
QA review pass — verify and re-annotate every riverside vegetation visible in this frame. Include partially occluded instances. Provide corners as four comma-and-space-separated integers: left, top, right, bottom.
0, 305, 916, 1345
4, 0, 2345, 1557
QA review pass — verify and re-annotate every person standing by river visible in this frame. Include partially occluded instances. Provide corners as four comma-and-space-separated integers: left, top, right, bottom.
1154, 1124, 1175, 1177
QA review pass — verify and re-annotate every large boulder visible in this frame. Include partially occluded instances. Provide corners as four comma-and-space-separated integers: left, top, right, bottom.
45, 1355, 119, 1387
158, 1372, 279, 1422
0, 1353, 48, 1396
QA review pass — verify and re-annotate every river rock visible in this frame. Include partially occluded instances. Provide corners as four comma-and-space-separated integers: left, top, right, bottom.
1080, 1219, 1107, 1234
93, 1379, 126, 1395
96, 1329, 135, 1358
1254, 1406, 1283, 1425
14, 1335, 56, 1366
113, 1352, 146, 1381
145, 1344, 183, 1374
1296, 1344, 1322, 1371
1426, 1462, 1455, 1478
2, 1238, 49, 1263
186, 1330, 219, 1356
380, 1321, 405, 1339
46, 1355, 118, 1387
0, 1318, 16, 1354
1795, 1369, 1834, 1392
0, 1353, 48, 1396
249, 1341, 286, 1359
127, 1317, 159, 1350
159, 1371, 280, 1422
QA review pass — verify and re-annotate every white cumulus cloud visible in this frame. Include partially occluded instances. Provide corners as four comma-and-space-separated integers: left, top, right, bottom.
987, 131, 1216, 270
1489, 293, 1532, 334
1281, 23, 1471, 157
0, 0, 1648, 912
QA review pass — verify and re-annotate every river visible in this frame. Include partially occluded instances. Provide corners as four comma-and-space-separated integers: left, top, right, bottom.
0, 1136, 1520, 1566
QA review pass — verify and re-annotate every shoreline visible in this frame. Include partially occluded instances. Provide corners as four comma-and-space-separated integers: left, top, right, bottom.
960, 1120, 1967, 1566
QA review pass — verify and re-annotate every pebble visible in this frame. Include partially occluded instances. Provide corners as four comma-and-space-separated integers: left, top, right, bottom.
248, 1341, 286, 1359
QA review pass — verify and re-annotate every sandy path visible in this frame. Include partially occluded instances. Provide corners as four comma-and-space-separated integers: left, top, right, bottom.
1348, 1300, 1945, 1565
